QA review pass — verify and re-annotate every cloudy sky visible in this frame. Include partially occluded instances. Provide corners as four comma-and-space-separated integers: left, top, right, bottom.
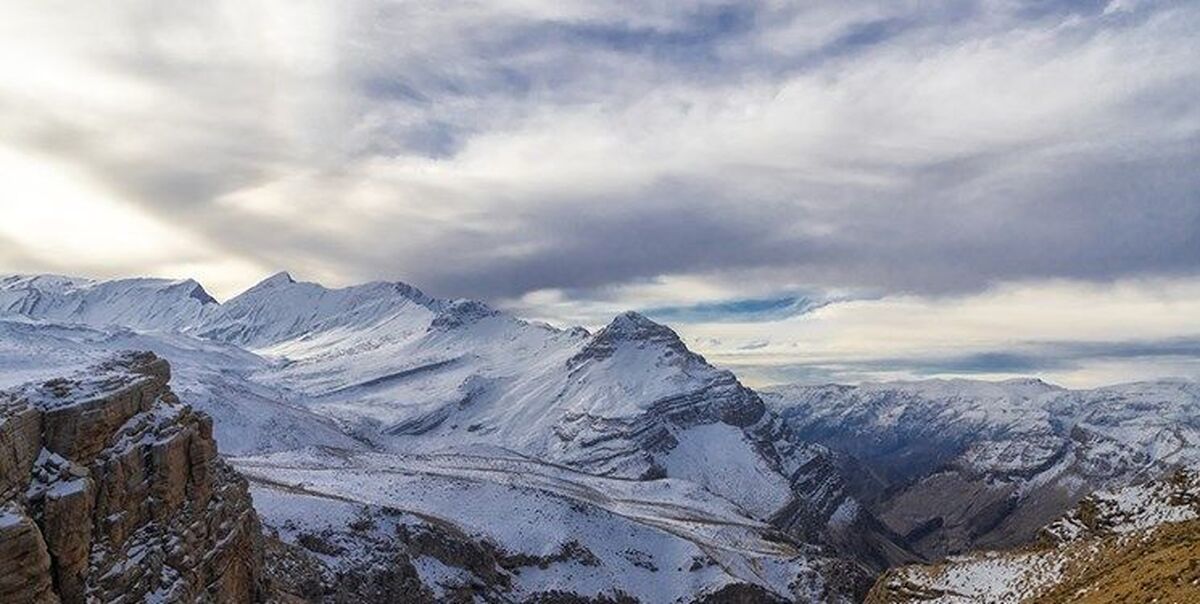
2, 0, 1198, 387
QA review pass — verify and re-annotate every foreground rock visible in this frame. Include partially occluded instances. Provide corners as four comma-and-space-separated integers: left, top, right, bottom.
0, 351, 263, 603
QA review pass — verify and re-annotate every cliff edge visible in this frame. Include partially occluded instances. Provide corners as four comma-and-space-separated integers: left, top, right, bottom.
0, 351, 263, 603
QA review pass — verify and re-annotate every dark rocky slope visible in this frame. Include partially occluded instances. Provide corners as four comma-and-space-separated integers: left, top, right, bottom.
867, 470, 1200, 603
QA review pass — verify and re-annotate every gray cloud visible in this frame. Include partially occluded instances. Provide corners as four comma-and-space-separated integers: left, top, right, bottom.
1, 0, 1198, 304
917, 335, 1200, 374
739, 335, 1200, 386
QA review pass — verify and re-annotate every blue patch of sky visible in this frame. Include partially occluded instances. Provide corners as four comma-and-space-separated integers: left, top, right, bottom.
643, 294, 828, 323
535, 2, 757, 62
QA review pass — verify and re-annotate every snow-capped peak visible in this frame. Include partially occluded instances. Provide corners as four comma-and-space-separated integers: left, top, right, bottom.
0, 274, 218, 331
249, 270, 296, 290
198, 275, 442, 348
0, 274, 94, 294
595, 311, 694, 350
601, 310, 674, 338
229, 273, 436, 308
428, 298, 499, 330
178, 279, 218, 305
568, 310, 702, 369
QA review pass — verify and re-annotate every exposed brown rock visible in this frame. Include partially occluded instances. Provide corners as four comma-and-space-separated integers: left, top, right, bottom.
0, 503, 58, 604
0, 352, 265, 603
692, 583, 789, 604
0, 400, 42, 501
38, 471, 93, 602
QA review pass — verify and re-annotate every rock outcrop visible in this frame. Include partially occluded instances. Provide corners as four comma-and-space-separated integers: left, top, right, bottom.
0, 351, 263, 603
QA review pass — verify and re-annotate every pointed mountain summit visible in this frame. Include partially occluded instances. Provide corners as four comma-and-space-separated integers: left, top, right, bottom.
248, 270, 296, 290
601, 310, 676, 339
571, 310, 701, 367
177, 279, 218, 305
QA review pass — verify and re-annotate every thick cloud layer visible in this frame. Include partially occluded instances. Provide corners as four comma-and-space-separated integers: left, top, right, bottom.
3, 0, 1198, 300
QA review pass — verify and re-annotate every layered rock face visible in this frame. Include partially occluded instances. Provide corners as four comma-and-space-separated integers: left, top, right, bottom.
0, 352, 263, 603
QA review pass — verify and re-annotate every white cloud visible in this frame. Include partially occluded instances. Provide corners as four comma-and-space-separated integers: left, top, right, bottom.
689, 277, 1200, 387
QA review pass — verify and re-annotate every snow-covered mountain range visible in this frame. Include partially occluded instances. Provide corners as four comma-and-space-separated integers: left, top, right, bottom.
2, 272, 1196, 602
0, 273, 913, 601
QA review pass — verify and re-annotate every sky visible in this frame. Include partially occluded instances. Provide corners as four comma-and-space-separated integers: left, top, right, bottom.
1, 0, 1198, 387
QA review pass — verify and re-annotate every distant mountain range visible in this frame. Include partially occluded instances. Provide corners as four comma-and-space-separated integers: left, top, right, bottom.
763, 378, 1200, 560
1, 272, 1196, 602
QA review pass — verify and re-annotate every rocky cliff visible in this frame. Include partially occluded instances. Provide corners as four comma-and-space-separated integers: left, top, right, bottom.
0, 351, 263, 603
